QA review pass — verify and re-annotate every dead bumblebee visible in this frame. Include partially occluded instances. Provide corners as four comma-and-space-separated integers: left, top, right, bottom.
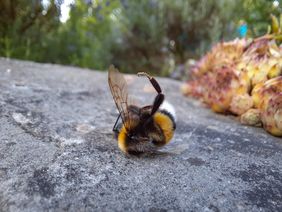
108, 65, 176, 154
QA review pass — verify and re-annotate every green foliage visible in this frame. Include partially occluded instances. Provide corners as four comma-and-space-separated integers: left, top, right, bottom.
53, 0, 121, 69
241, 0, 282, 37
0, 0, 61, 61
112, 0, 243, 74
112, 0, 167, 74
0, 0, 281, 75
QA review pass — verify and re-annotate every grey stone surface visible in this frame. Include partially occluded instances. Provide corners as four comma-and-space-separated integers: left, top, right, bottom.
0, 58, 282, 212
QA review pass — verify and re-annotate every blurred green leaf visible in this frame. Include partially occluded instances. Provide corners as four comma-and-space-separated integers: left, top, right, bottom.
0, 0, 281, 76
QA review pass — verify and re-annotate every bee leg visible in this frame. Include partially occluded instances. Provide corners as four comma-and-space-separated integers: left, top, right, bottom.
137, 72, 162, 94
113, 113, 121, 133
151, 93, 164, 115
137, 72, 164, 115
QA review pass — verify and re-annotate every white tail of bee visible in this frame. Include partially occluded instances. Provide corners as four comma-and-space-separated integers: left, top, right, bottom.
160, 101, 177, 121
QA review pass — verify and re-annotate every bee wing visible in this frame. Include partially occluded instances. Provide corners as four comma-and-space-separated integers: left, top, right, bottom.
108, 65, 135, 130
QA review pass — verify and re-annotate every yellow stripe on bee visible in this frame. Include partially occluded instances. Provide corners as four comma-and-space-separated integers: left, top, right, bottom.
118, 125, 127, 153
153, 112, 174, 144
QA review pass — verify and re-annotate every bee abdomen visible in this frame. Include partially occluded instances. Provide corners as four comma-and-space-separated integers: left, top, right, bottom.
159, 109, 176, 130
153, 111, 176, 145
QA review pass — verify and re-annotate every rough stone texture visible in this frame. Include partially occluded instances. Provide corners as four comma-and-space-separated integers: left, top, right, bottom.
0, 58, 282, 212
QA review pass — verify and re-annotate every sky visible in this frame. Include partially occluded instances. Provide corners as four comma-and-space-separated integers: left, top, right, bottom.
60, 0, 74, 22
42, 0, 74, 22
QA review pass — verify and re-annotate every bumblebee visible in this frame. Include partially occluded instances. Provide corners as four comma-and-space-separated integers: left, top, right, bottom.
108, 65, 176, 154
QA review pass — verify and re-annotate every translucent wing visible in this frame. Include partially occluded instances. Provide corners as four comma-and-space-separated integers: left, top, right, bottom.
108, 65, 135, 131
